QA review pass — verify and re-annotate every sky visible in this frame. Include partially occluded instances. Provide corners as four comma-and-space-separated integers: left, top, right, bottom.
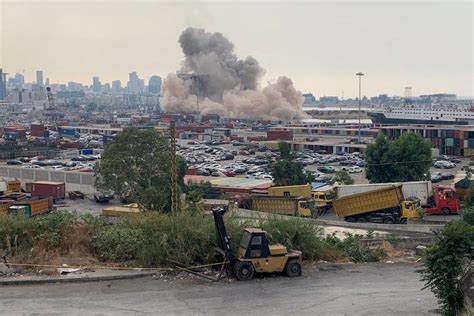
1, 0, 473, 98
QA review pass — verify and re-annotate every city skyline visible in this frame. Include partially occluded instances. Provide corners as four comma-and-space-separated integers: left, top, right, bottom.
2, 1, 472, 98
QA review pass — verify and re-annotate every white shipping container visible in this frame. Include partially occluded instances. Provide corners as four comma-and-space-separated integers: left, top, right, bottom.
0, 181, 6, 193
336, 181, 433, 206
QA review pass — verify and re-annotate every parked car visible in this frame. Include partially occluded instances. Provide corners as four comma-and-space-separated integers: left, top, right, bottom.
434, 160, 455, 169
441, 173, 455, 180
348, 166, 363, 173
449, 157, 461, 163
317, 166, 336, 173
6, 160, 22, 165
431, 172, 443, 183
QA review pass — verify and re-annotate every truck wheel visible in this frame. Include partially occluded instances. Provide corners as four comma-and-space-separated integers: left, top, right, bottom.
383, 217, 394, 224
234, 262, 255, 281
285, 259, 302, 277
442, 208, 450, 216
399, 218, 407, 224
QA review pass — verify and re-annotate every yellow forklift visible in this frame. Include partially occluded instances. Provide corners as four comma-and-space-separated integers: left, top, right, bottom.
212, 208, 303, 281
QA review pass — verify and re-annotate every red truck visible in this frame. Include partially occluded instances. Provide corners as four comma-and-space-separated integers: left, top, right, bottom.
424, 186, 460, 215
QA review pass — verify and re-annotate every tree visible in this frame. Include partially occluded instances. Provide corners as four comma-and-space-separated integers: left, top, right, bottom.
95, 128, 185, 212
185, 181, 220, 199
330, 170, 354, 185
420, 220, 474, 315
186, 190, 202, 214
271, 141, 312, 186
365, 133, 432, 183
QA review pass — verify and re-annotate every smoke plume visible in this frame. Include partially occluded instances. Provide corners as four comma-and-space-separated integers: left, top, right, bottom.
162, 27, 307, 120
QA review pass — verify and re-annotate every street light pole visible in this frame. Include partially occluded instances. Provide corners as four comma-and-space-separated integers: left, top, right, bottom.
356, 72, 364, 144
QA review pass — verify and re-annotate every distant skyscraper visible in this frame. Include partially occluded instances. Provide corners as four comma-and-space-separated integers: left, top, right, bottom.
112, 80, 122, 93
14, 73, 24, 86
148, 76, 162, 94
103, 83, 111, 93
127, 71, 140, 93
92, 76, 101, 92
45, 78, 50, 86
0, 69, 7, 100
36, 70, 44, 86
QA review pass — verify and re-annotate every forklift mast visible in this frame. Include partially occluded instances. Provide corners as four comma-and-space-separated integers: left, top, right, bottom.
212, 207, 238, 266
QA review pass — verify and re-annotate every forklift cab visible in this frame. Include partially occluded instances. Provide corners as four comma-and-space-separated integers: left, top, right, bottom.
238, 229, 272, 259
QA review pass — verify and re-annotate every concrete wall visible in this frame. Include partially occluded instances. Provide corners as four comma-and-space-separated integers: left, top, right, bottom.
0, 165, 96, 194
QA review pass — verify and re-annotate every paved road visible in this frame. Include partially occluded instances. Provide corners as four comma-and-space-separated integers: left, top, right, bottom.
0, 263, 436, 315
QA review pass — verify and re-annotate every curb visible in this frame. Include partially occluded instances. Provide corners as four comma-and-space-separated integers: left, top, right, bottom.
0, 271, 158, 286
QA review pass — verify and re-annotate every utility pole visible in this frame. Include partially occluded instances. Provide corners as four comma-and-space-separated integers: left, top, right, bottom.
169, 120, 178, 216
356, 72, 364, 144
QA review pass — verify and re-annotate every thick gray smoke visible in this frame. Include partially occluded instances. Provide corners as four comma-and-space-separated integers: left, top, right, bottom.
162, 27, 307, 120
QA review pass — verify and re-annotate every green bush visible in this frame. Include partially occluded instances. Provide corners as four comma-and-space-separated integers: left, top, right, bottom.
324, 232, 382, 263
420, 221, 474, 315
461, 207, 474, 225
259, 216, 325, 260
91, 223, 145, 261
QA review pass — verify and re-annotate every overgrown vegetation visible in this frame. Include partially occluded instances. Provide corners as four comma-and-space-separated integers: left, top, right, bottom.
0, 211, 386, 268
365, 133, 432, 183
420, 216, 474, 315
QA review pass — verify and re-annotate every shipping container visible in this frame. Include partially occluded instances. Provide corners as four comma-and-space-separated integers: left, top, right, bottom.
14, 198, 51, 216
79, 148, 94, 155
31, 181, 65, 201
58, 127, 78, 138
266, 130, 294, 141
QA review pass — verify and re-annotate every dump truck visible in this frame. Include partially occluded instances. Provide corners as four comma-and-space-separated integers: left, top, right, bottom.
239, 195, 316, 217
336, 181, 433, 206
333, 186, 419, 224
212, 207, 302, 281
8, 198, 52, 217
267, 184, 332, 215
336, 182, 459, 216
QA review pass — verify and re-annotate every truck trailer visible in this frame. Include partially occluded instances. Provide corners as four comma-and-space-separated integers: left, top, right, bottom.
335, 181, 433, 206
239, 195, 316, 217
332, 186, 419, 224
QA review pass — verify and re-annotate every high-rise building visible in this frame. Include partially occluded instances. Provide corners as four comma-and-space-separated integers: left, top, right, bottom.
45, 78, 50, 86
92, 76, 101, 92
36, 70, 44, 86
15, 73, 24, 86
127, 71, 140, 93
112, 80, 122, 93
103, 83, 111, 93
0, 69, 7, 100
148, 76, 162, 94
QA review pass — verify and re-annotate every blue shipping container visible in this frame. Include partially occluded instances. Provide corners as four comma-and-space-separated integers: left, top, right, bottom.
43, 130, 50, 138
80, 149, 94, 155
5, 132, 20, 141
58, 127, 77, 138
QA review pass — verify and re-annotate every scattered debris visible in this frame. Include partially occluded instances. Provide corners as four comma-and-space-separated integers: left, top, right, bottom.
57, 268, 82, 275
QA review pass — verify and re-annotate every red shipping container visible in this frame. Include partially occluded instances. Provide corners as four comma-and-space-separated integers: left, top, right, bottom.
454, 130, 461, 139
31, 181, 65, 201
267, 130, 293, 141
30, 124, 45, 137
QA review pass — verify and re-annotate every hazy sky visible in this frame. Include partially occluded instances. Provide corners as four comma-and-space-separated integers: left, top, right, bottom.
1, 0, 473, 97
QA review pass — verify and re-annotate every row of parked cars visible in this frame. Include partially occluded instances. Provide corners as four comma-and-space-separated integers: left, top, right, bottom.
6, 155, 97, 172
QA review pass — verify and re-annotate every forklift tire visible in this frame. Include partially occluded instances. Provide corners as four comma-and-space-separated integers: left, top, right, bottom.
285, 259, 302, 277
234, 262, 255, 281
442, 208, 450, 216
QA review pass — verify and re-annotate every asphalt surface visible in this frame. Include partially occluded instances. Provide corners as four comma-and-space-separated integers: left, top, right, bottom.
0, 262, 437, 315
